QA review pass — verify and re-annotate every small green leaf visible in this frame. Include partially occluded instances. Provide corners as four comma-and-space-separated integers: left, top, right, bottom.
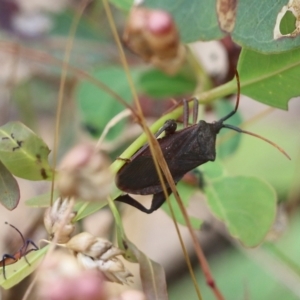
205, 176, 276, 247
214, 99, 243, 159
0, 161, 20, 210
0, 246, 48, 289
238, 47, 300, 109
201, 159, 226, 181
76, 66, 137, 139
137, 68, 196, 99
0, 122, 52, 180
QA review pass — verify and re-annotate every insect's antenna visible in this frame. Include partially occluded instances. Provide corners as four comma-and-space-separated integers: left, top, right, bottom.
218, 70, 240, 123
5, 222, 26, 245
222, 124, 291, 160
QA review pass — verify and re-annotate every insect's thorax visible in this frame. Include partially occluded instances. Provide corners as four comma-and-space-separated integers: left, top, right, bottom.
194, 120, 222, 161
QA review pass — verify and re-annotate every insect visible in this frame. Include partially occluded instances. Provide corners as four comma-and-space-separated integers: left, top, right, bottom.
114, 72, 290, 214
0, 222, 39, 279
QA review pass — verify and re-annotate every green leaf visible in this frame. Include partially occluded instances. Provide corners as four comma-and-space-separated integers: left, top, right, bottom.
108, 198, 168, 300
25, 192, 107, 221
0, 122, 52, 180
143, 0, 224, 42
76, 66, 137, 139
238, 47, 300, 109
204, 176, 276, 247
73, 201, 108, 221
0, 246, 48, 289
232, 0, 300, 53
50, 10, 104, 40
214, 99, 243, 159
222, 120, 297, 199
108, 197, 137, 262
109, 0, 133, 11
0, 161, 20, 210
25, 191, 59, 207
137, 68, 196, 99
144, 0, 300, 52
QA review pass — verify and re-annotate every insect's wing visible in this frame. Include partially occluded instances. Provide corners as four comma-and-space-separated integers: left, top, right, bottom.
117, 122, 218, 195
159, 125, 215, 173
116, 129, 194, 195
116, 154, 164, 195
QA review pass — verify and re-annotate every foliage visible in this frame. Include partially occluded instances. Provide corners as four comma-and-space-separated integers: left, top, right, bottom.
0, 0, 299, 299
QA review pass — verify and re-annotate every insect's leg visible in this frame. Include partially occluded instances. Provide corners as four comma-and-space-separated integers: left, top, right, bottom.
154, 119, 177, 138
183, 99, 189, 128
183, 98, 199, 126
191, 169, 205, 189
148, 188, 172, 213
1, 254, 17, 280
115, 189, 172, 214
27, 240, 39, 251
23, 239, 39, 265
116, 157, 131, 163
130, 119, 177, 161
192, 98, 199, 124
115, 194, 155, 214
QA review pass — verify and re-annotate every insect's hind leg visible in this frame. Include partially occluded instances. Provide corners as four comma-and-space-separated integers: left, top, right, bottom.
183, 98, 199, 127
115, 189, 172, 214
23, 239, 39, 265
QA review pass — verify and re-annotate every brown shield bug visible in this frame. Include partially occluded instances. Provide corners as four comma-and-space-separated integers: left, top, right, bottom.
0, 222, 39, 279
114, 72, 290, 214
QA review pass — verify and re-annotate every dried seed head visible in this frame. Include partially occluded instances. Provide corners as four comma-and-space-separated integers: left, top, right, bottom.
67, 232, 133, 285
76, 253, 133, 285
66, 232, 123, 259
57, 144, 113, 202
97, 258, 133, 285
123, 7, 186, 75
44, 197, 76, 243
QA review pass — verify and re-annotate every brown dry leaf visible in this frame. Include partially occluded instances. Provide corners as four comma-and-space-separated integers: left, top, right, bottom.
216, 0, 239, 33
124, 239, 168, 300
